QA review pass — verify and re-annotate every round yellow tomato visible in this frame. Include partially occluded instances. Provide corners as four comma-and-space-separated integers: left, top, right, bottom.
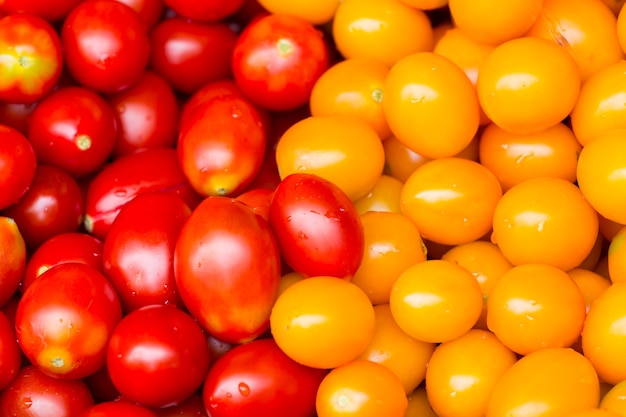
275, 115, 385, 201
353, 174, 404, 215
382, 135, 431, 183
491, 177, 599, 271
401, 157, 502, 246
568, 268, 612, 312
383, 52, 480, 159
255, 0, 339, 25
601, 379, 626, 416
389, 259, 483, 343
405, 387, 439, 417
609, 225, 626, 283
270, 276, 375, 369
477, 36, 581, 135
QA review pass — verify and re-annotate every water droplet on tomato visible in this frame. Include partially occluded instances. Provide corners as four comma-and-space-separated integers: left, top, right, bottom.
238, 382, 250, 397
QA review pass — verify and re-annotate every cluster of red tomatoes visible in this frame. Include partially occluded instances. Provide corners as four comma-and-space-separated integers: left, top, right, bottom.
3, 0, 626, 416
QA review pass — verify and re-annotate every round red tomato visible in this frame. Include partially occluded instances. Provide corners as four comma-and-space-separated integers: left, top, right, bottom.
107, 304, 211, 408
0, 311, 20, 390
174, 197, 281, 344
77, 401, 158, 417
0, 0, 83, 21
202, 338, 327, 417
231, 13, 330, 111
161, 0, 245, 22
0, 13, 62, 103
0, 125, 36, 210
0, 217, 25, 309
61, 0, 151, 94
114, 0, 165, 28
268, 173, 365, 279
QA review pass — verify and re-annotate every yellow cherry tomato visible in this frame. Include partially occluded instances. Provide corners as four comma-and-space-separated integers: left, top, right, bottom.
609, 225, 626, 283
568, 268, 612, 312
401, 157, 503, 246
332, 0, 434, 68
275, 115, 385, 201
425, 329, 517, 417
618, 4, 626, 53
389, 259, 483, 343
351, 211, 427, 305
491, 177, 599, 271
601, 379, 626, 416
270, 276, 375, 369
356, 304, 436, 394
477, 36, 581, 135
384, 52, 480, 159
353, 174, 404, 215
277, 271, 305, 297
397, 0, 448, 10
256, 0, 339, 25
486, 348, 600, 417
405, 386, 439, 417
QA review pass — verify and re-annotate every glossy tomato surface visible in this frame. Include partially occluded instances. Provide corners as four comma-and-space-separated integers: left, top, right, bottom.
0, 124, 36, 210
0, 217, 26, 309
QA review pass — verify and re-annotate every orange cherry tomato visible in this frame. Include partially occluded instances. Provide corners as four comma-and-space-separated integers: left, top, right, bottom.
382, 135, 431, 183
353, 174, 404, 215
568, 268, 612, 312
401, 157, 502, 246
384, 52, 480, 159
397, 0, 448, 10
609, 225, 626, 283
491, 177, 599, 271
389, 259, 483, 343
405, 387, 439, 417
476, 36, 581, 135
332, 0, 433, 68
618, 4, 626, 53
255, 0, 339, 25
601, 379, 626, 416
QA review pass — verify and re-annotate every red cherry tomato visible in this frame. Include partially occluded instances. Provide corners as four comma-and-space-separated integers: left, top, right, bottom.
236, 187, 273, 222
83, 147, 201, 240
0, 101, 37, 135
22, 232, 103, 293
177, 94, 267, 197
149, 17, 238, 95
61, 0, 151, 94
2, 165, 84, 250
151, 394, 208, 417
113, 0, 165, 28
0, 311, 20, 390
161, 0, 245, 22
107, 71, 179, 158
174, 197, 281, 344
102, 192, 190, 313
107, 304, 211, 408
0, 217, 25, 308
0, 0, 83, 21
0, 365, 95, 416
231, 13, 330, 111
16, 263, 123, 379
27, 86, 118, 178
268, 173, 365, 279
202, 338, 327, 417
0, 125, 36, 210
0, 13, 63, 104
77, 401, 158, 417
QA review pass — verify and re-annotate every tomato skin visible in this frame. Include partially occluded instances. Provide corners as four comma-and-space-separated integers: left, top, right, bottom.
149, 17, 237, 95
268, 173, 364, 279
151, 394, 208, 417
0, 124, 36, 210
232, 14, 330, 111
107, 305, 211, 408
114, 0, 165, 28
174, 196, 281, 344
202, 338, 326, 417
0, 365, 95, 416
16, 263, 123, 379
61, 0, 151, 94
0, 217, 25, 309
27, 86, 118, 178
102, 192, 190, 313
83, 147, 201, 240
0, 14, 63, 104
0, 0, 84, 21
161, 0, 245, 22
0, 311, 20, 390
77, 401, 158, 417
236, 187, 273, 222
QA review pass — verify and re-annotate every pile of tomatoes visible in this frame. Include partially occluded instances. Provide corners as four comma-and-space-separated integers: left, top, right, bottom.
3, 0, 626, 416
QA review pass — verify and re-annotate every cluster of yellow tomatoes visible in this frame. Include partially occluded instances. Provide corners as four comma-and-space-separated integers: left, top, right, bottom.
258, 0, 626, 416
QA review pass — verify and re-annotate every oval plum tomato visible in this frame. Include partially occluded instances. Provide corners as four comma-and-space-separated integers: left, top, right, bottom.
236, 187, 273, 222
0, 125, 36, 210
0, 365, 95, 417
16, 263, 123, 379
174, 197, 281, 344
486, 348, 600, 417
107, 71, 179, 158
0, 0, 83, 21
0, 311, 20, 390
83, 147, 201, 240
107, 305, 210, 408
177, 94, 266, 197
149, 17, 238, 95
22, 232, 103, 293
114, 0, 165, 28
61, 0, 151, 94
103, 192, 190, 313
270, 276, 375, 369
2, 165, 84, 250
161, 0, 245, 22
202, 338, 326, 417
0, 13, 62, 104
231, 13, 329, 111
27, 86, 118, 178
268, 173, 364, 279
77, 402, 158, 417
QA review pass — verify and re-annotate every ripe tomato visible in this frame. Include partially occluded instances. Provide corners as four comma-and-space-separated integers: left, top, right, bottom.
16, 263, 123, 379
268, 173, 364, 279
257, 0, 338, 25
152, 394, 207, 417
107, 304, 210, 408
102, 192, 190, 313
174, 196, 281, 344
235, 187, 273, 222
202, 338, 326, 417
232, 13, 330, 111
0, 217, 25, 308
0, 124, 36, 211
0, 0, 83, 21
353, 174, 404, 215
161, 0, 245, 22
114, 0, 165, 28
0, 311, 20, 390
77, 401, 158, 417
0, 13, 62, 104
61, 0, 151, 94
270, 276, 375, 369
